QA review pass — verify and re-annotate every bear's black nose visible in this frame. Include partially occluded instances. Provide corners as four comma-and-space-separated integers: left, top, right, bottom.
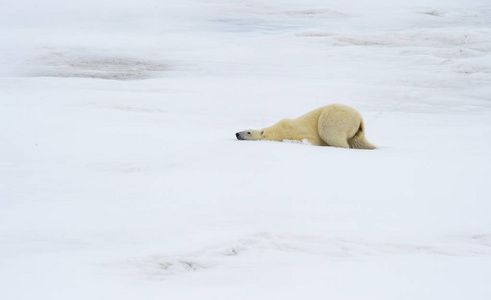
236, 132, 243, 140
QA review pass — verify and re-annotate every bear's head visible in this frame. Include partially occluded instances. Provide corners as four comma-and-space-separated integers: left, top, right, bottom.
235, 129, 266, 141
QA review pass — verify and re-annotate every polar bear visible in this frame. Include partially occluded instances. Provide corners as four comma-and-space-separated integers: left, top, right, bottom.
235, 104, 376, 149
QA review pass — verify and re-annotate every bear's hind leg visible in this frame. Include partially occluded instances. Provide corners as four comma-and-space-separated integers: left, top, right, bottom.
323, 134, 349, 148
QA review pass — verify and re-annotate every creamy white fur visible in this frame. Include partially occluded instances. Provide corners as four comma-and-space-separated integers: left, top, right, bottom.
236, 104, 376, 149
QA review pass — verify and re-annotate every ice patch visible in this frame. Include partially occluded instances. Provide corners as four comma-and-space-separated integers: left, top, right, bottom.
296, 29, 491, 54
30, 52, 169, 80
88, 103, 167, 114
295, 31, 334, 37
281, 8, 349, 18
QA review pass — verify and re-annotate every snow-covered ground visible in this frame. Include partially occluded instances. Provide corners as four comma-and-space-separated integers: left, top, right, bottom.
1, 0, 491, 299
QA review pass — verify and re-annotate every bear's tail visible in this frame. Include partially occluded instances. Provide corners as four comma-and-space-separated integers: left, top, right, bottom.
348, 121, 376, 150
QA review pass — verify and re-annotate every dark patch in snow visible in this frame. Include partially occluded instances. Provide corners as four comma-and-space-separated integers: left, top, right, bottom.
419, 10, 446, 17
471, 234, 491, 247
133, 232, 491, 280
159, 260, 202, 271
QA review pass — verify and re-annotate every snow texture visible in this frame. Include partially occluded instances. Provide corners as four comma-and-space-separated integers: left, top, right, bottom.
1, 0, 491, 299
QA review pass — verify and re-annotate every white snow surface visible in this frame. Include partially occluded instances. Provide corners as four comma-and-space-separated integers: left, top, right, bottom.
1, 0, 491, 299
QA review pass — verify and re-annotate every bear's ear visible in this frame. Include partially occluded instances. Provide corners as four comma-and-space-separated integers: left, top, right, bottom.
261, 130, 265, 136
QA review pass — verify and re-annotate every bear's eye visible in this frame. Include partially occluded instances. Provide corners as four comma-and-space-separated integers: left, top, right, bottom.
247, 132, 251, 135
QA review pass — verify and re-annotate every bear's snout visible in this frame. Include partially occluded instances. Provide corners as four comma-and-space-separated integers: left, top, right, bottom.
236, 132, 243, 140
